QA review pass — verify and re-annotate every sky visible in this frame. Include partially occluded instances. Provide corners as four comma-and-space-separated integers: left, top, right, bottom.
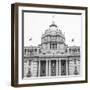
24, 12, 82, 47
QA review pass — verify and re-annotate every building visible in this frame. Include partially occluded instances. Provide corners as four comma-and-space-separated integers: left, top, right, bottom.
24, 22, 80, 78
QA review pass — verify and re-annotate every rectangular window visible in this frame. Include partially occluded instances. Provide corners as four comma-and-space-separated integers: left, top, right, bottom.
29, 60, 31, 65
35, 49, 37, 52
50, 43, 57, 50
74, 59, 76, 64
24, 49, 27, 54
39, 49, 41, 53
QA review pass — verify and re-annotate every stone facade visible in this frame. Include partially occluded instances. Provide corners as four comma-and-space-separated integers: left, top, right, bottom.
24, 22, 80, 78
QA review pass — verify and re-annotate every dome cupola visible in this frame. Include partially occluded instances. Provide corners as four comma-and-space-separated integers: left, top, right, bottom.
49, 21, 57, 28
41, 22, 65, 45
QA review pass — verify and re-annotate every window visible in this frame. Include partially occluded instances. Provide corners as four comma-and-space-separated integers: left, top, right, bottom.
69, 49, 71, 53
27, 68, 32, 77
24, 49, 27, 54
35, 49, 37, 52
50, 43, 57, 50
74, 59, 76, 64
29, 60, 31, 65
61, 52, 64, 54
73, 49, 76, 53
43, 53, 46, 55
74, 66, 78, 75
78, 48, 80, 52
39, 49, 41, 53
65, 49, 67, 53
28, 49, 30, 53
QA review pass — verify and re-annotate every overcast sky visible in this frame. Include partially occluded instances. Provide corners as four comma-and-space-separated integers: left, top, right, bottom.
24, 12, 82, 47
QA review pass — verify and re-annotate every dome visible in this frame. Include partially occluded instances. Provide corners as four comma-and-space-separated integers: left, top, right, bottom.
41, 22, 65, 44
43, 22, 59, 35
42, 22, 65, 38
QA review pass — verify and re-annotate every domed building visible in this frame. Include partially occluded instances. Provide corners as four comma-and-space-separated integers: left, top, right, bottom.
24, 22, 80, 78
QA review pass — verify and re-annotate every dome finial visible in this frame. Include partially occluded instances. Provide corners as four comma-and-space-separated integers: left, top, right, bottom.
49, 15, 57, 27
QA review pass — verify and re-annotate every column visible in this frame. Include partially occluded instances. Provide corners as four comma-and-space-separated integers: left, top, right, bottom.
46, 59, 48, 76
37, 59, 39, 77
58, 59, 59, 76
31, 61, 34, 77
49, 60, 51, 76
59, 59, 61, 76
68, 58, 69, 75
33, 60, 38, 77
38, 60, 40, 77
56, 59, 58, 76
66, 59, 68, 75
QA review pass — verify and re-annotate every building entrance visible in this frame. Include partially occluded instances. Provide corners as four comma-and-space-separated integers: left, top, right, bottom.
61, 60, 66, 75
40, 61, 46, 76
